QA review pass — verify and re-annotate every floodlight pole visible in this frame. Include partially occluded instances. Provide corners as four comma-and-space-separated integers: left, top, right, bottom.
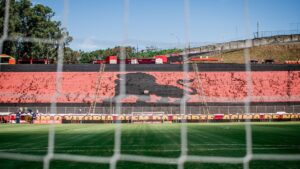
256, 21, 260, 38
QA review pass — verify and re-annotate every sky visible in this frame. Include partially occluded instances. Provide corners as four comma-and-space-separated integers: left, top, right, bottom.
32, 0, 300, 51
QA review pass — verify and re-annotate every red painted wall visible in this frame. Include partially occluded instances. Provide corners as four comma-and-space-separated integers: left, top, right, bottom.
0, 71, 299, 103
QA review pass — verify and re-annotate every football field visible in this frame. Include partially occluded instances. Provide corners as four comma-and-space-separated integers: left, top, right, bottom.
0, 122, 300, 169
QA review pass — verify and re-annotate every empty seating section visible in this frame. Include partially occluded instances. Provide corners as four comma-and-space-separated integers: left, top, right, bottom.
0, 72, 117, 103
0, 71, 299, 103
151, 71, 300, 102
0, 72, 56, 103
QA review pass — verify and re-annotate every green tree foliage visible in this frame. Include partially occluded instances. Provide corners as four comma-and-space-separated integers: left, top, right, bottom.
79, 46, 137, 63
64, 47, 80, 64
78, 46, 182, 63
0, 0, 73, 63
139, 48, 182, 58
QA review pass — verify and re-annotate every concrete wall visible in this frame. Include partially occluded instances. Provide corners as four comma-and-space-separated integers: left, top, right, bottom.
194, 34, 300, 53
1, 64, 300, 72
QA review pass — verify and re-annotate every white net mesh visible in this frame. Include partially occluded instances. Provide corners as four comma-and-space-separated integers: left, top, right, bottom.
0, 0, 300, 169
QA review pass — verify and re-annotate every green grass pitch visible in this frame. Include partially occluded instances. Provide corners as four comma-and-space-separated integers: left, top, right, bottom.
0, 122, 300, 169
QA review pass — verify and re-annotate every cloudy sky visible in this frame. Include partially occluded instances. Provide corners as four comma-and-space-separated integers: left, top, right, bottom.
33, 0, 300, 51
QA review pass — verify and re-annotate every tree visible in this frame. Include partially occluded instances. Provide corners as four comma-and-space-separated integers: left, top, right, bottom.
0, 0, 72, 62
139, 47, 182, 58
77, 46, 182, 63
78, 46, 137, 63
64, 47, 80, 64
79, 51, 94, 64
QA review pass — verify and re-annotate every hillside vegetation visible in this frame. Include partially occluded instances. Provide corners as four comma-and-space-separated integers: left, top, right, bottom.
205, 43, 300, 63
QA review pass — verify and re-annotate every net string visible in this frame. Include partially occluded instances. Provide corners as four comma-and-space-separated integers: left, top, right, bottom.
109, 0, 129, 169
178, 0, 190, 169
243, 1, 253, 169
1, 152, 300, 165
43, 0, 70, 169
0, 0, 10, 55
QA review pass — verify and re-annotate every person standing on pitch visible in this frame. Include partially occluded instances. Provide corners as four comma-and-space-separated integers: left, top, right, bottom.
31, 110, 37, 124
15, 111, 21, 124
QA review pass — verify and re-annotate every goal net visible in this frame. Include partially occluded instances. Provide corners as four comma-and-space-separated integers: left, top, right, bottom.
0, 0, 299, 169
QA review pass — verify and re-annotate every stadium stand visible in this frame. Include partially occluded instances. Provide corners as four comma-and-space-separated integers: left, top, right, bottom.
0, 70, 299, 104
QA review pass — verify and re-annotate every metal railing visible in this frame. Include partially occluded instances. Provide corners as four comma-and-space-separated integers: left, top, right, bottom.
254, 29, 300, 38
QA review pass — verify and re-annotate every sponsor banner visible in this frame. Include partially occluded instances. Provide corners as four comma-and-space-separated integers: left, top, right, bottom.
31, 113, 300, 123
0, 115, 32, 123
2, 113, 299, 124
34, 120, 62, 124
